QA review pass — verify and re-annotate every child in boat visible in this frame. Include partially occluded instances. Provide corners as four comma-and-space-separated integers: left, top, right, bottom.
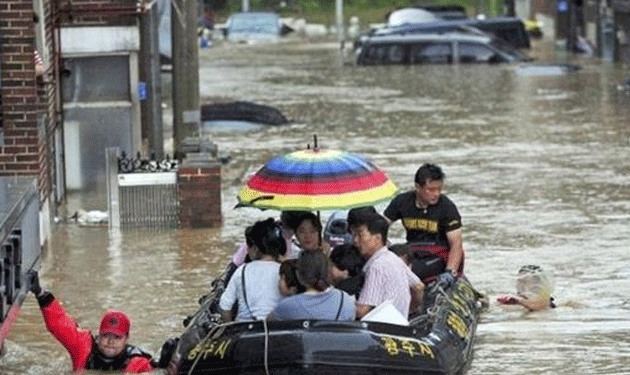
329, 243, 365, 299
497, 265, 556, 311
269, 251, 355, 321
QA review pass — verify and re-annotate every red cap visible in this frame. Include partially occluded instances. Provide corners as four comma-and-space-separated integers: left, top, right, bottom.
99, 310, 130, 337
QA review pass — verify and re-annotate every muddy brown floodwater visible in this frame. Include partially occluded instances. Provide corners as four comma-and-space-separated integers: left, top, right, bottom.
2, 36, 630, 374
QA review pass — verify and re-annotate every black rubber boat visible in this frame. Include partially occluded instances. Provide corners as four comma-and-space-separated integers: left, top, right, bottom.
164, 269, 484, 375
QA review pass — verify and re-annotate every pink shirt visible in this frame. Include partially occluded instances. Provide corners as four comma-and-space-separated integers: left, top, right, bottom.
358, 246, 420, 318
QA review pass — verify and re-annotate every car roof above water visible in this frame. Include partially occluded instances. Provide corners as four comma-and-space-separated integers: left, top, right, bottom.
362, 32, 495, 45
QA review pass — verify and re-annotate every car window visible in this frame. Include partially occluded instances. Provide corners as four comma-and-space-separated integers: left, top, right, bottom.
364, 45, 388, 63
387, 44, 406, 64
410, 42, 452, 64
458, 42, 503, 63
489, 38, 528, 60
363, 44, 406, 64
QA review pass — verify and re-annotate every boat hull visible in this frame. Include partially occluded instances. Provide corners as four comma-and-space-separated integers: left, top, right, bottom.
168, 278, 482, 375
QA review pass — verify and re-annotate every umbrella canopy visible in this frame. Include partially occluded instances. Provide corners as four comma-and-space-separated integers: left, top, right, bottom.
237, 148, 398, 211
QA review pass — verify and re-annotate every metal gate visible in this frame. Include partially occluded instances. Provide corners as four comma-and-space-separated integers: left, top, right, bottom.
107, 148, 179, 229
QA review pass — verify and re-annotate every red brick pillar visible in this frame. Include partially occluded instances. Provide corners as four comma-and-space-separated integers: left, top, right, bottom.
177, 157, 222, 228
0, 0, 41, 176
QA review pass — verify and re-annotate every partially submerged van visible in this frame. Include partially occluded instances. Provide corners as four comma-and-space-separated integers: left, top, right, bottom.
356, 32, 532, 65
368, 16, 531, 50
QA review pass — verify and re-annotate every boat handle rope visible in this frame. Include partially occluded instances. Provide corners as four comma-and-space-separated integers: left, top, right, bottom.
187, 321, 235, 375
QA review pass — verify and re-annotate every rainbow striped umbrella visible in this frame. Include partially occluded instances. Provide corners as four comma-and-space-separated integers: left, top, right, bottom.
237, 148, 398, 211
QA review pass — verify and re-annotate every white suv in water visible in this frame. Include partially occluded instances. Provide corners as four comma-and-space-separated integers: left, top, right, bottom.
356, 32, 532, 65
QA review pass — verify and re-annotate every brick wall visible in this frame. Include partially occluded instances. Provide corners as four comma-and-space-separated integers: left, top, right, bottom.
178, 163, 222, 229
0, 0, 41, 177
0, 0, 60, 207
531, 0, 554, 17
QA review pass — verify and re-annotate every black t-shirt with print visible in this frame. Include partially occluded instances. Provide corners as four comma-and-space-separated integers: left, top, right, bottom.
384, 191, 462, 247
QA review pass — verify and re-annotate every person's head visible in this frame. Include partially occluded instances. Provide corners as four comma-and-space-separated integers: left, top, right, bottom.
351, 212, 388, 257
296, 251, 332, 292
96, 310, 130, 358
279, 210, 304, 235
347, 206, 377, 232
248, 218, 286, 261
414, 163, 445, 207
388, 243, 413, 267
278, 259, 306, 296
516, 265, 553, 299
244, 225, 257, 261
329, 243, 365, 282
294, 212, 323, 252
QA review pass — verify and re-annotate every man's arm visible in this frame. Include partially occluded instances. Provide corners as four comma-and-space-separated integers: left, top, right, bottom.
355, 303, 373, 319
496, 294, 550, 311
445, 228, 463, 272
409, 282, 425, 314
382, 197, 399, 226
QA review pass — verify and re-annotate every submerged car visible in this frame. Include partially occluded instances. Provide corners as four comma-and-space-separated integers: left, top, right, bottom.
357, 17, 531, 51
224, 11, 290, 43
356, 32, 532, 65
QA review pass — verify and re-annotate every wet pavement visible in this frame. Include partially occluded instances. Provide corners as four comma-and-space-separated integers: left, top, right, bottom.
2, 35, 630, 374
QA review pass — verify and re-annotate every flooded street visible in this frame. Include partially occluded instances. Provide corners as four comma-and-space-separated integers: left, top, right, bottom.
3, 36, 630, 374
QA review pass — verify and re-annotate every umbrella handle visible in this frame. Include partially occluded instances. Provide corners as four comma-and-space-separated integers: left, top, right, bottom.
234, 195, 275, 208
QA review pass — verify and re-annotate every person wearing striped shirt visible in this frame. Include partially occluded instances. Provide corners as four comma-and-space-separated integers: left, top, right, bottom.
351, 212, 424, 319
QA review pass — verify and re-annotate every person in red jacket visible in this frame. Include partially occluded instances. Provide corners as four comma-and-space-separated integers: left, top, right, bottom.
27, 271, 155, 373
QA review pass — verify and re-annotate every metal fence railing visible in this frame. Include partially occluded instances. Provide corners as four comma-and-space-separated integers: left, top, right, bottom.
0, 176, 40, 345
106, 148, 179, 229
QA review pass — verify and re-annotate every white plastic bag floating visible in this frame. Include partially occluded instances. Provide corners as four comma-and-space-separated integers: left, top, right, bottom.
361, 301, 409, 326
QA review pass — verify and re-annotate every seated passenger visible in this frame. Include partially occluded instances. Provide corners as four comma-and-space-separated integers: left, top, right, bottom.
329, 243, 365, 299
225, 211, 302, 282
293, 212, 330, 256
347, 206, 377, 229
278, 259, 306, 297
497, 265, 556, 311
269, 251, 355, 321
351, 213, 424, 319
219, 218, 286, 321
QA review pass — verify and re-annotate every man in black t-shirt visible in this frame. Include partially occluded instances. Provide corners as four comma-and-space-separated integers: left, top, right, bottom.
384, 164, 464, 286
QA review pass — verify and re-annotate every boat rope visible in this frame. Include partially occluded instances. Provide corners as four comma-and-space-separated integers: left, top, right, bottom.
187, 322, 234, 375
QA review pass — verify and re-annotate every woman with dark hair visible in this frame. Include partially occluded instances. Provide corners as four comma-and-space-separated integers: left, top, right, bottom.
268, 251, 355, 321
293, 212, 330, 256
228, 211, 301, 269
219, 218, 286, 321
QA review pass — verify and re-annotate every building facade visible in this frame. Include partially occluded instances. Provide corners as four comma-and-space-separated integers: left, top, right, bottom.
0, 0, 153, 244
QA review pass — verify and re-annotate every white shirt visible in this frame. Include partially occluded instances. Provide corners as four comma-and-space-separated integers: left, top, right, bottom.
219, 260, 282, 321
